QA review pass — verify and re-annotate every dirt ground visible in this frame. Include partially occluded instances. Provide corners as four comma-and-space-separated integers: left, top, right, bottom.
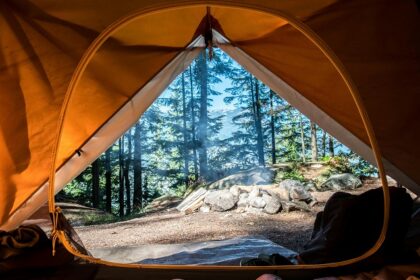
75, 183, 390, 253
76, 208, 315, 253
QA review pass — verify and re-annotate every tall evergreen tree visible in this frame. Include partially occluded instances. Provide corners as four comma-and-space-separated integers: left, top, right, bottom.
105, 149, 112, 213
322, 131, 327, 158
197, 50, 209, 180
181, 72, 190, 187
118, 137, 125, 217
124, 130, 132, 215
91, 159, 100, 208
329, 135, 335, 157
133, 122, 143, 210
310, 121, 318, 162
269, 90, 277, 165
189, 65, 199, 181
299, 114, 306, 162
253, 79, 265, 166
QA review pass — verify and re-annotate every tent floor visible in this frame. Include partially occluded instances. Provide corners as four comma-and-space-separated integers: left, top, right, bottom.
2, 261, 420, 280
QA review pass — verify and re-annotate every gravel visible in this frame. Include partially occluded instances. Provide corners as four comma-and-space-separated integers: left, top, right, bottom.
74, 183, 389, 253
75, 208, 316, 253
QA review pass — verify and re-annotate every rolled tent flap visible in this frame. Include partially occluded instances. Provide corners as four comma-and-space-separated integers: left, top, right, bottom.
0, 0, 419, 233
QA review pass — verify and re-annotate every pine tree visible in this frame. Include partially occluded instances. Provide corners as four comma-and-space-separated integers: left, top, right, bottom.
310, 121, 318, 162
329, 135, 335, 157
91, 159, 100, 208
197, 50, 209, 180
133, 122, 143, 210
118, 137, 125, 217
253, 79, 265, 166
224, 67, 267, 168
181, 72, 190, 187
105, 149, 112, 213
299, 114, 306, 162
189, 65, 199, 181
269, 90, 277, 165
124, 130, 132, 215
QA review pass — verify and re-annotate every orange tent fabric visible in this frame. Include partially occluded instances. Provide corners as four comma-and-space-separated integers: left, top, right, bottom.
0, 0, 419, 231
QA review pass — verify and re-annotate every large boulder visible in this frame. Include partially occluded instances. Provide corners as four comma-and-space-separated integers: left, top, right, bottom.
262, 193, 282, 214
208, 167, 274, 189
204, 190, 238, 212
249, 196, 266, 209
279, 179, 304, 190
237, 193, 249, 207
277, 179, 312, 201
320, 173, 362, 191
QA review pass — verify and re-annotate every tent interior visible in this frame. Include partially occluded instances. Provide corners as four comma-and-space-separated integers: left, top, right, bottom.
1, 0, 420, 279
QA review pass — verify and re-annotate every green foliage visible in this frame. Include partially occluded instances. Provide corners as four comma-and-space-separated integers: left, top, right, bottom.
322, 154, 377, 179
347, 152, 378, 177
319, 155, 332, 162
276, 163, 305, 182
328, 156, 352, 174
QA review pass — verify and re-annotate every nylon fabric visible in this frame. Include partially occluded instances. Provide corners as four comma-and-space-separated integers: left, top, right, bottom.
0, 0, 418, 240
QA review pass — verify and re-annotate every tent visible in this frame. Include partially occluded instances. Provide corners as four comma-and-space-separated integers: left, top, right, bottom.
1, 0, 419, 275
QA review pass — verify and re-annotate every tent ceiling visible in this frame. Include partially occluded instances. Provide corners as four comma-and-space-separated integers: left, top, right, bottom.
0, 0, 419, 231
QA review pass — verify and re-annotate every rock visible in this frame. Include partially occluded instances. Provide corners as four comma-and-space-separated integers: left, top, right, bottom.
305, 182, 317, 191
229, 185, 240, 197
199, 204, 210, 213
309, 200, 318, 207
249, 196, 266, 208
204, 190, 238, 212
281, 200, 311, 212
320, 173, 362, 191
289, 186, 312, 201
249, 187, 260, 198
262, 193, 282, 214
246, 206, 264, 214
277, 179, 312, 202
279, 179, 304, 190
208, 167, 275, 189
237, 193, 249, 207
235, 207, 246, 213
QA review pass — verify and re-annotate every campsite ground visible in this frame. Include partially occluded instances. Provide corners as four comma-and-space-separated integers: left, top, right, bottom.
74, 182, 384, 253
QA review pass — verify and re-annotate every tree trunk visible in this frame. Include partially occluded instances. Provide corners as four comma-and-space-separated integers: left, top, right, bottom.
310, 121, 318, 162
143, 176, 149, 203
254, 79, 265, 166
197, 50, 208, 180
133, 122, 143, 210
124, 131, 132, 215
329, 135, 335, 157
181, 72, 189, 187
91, 159, 100, 208
299, 114, 306, 162
105, 149, 112, 213
118, 137, 125, 217
322, 130, 327, 158
189, 65, 199, 181
270, 90, 276, 165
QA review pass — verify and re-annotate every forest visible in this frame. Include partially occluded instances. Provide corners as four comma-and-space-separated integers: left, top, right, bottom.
60, 49, 376, 217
